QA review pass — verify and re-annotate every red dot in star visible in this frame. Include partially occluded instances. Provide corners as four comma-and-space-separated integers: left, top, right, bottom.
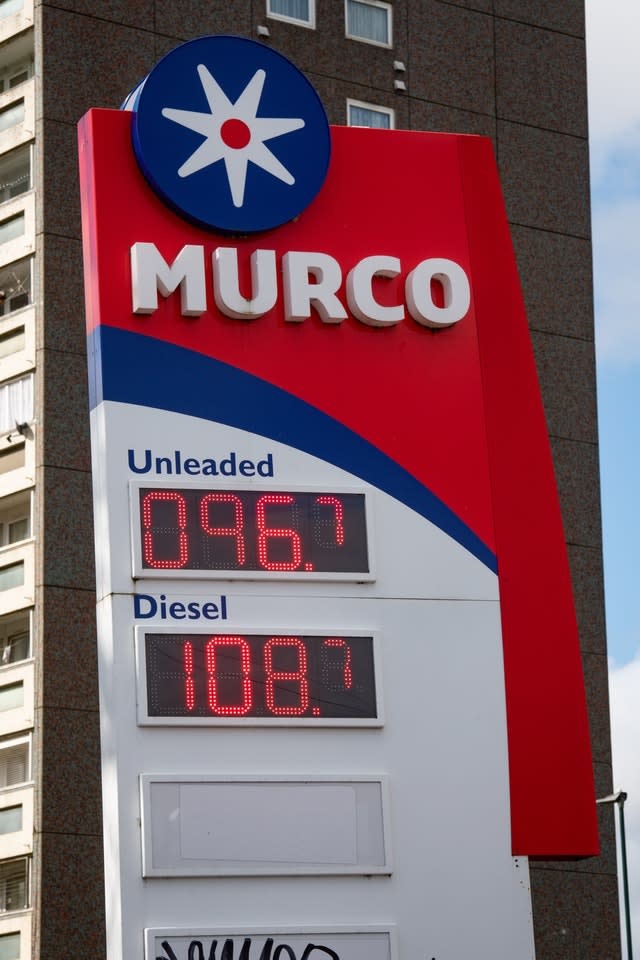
220, 118, 251, 149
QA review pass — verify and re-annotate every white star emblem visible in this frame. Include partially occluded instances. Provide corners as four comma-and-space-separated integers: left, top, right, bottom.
161, 65, 305, 208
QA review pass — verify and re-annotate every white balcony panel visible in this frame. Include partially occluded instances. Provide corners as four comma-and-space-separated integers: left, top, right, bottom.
0, 660, 32, 737
0, 438, 33, 501
0, 0, 33, 46
0, 305, 34, 382
0, 541, 33, 618
0, 786, 32, 857
0, 194, 32, 267
0, 912, 31, 960
0, 81, 33, 155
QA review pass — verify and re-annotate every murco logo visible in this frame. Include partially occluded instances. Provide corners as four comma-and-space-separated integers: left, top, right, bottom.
126, 36, 331, 233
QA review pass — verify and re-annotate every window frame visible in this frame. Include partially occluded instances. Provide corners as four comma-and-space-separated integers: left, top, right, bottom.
0, 491, 31, 549
345, 0, 393, 47
0, 856, 29, 913
266, 0, 316, 29
0, 257, 33, 318
0, 372, 33, 437
347, 98, 395, 129
0, 57, 33, 94
0, 733, 30, 788
0, 611, 30, 667
0, 145, 32, 207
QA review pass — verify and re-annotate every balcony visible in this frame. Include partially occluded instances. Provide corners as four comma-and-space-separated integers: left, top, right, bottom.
0, 80, 33, 156
0, 194, 33, 268
0, 305, 33, 384
0, 786, 32, 859
0, 612, 29, 669
0, 658, 32, 737
0, 372, 32, 436
0, 0, 33, 46
0, 542, 33, 620
0, 256, 32, 322
0, 857, 29, 916
0, 434, 33, 501
0, 145, 29, 207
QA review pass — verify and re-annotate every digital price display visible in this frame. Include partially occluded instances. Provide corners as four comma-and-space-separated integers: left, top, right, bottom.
142, 632, 378, 721
136, 487, 370, 576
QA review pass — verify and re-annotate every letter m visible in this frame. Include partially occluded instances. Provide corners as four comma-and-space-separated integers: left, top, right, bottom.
131, 242, 206, 316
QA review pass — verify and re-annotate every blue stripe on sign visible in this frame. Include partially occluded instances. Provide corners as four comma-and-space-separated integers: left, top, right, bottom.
88, 325, 497, 572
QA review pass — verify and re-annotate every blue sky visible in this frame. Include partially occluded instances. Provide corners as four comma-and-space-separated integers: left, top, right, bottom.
586, 0, 640, 953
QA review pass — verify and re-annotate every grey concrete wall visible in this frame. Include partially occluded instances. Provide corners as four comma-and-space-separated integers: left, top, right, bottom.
33, 2, 617, 957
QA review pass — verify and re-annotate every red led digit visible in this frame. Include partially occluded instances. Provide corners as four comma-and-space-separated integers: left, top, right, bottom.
256, 494, 303, 571
200, 493, 246, 565
264, 637, 309, 715
205, 636, 253, 716
183, 641, 195, 711
324, 637, 353, 689
316, 496, 345, 545
142, 491, 189, 568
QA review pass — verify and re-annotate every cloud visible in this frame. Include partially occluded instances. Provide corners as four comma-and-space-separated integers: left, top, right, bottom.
592, 195, 640, 364
586, 0, 640, 150
609, 653, 640, 956
586, 1, 640, 365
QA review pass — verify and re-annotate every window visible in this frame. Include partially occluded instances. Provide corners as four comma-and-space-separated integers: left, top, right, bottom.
8, 72, 27, 89
345, 0, 392, 46
0, 858, 28, 913
0, 493, 30, 548
0, 102, 24, 135
0, 147, 30, 204
267, 0, 315, 28
0, 260, 31, 317
0, 215, 23, 247
0, 0, 23, 19
0, 374, 32, 435
0, 736, 29, 786
347, 99, 395, 128
0, 624, 28, 664
0, 564, 22, 592
0, 59, 32, 94
6, 519, 26, 543
0, 932, 20, 960
0, 806, 21, 835
0, 682, 22, 712
0, 613, 29, 666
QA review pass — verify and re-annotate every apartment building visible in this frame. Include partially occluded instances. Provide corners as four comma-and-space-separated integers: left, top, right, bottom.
0, 1, 619, 958
0, 1, 35, 959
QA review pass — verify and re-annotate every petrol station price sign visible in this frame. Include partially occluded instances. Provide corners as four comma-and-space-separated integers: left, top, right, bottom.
138, 630, 379, 723
80, 32, 598, 960
133, 485, 371, 577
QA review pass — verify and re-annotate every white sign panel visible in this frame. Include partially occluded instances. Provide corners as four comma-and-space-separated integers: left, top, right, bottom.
141, 776, 389, 875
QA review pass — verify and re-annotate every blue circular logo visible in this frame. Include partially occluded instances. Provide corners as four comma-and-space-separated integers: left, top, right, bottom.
128, 36, 331, 234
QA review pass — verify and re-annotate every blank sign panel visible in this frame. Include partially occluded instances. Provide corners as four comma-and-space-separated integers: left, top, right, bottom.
141, 775, 390, 876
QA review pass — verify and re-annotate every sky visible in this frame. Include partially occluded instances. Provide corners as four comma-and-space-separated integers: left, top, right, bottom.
586, 0, 640, 954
